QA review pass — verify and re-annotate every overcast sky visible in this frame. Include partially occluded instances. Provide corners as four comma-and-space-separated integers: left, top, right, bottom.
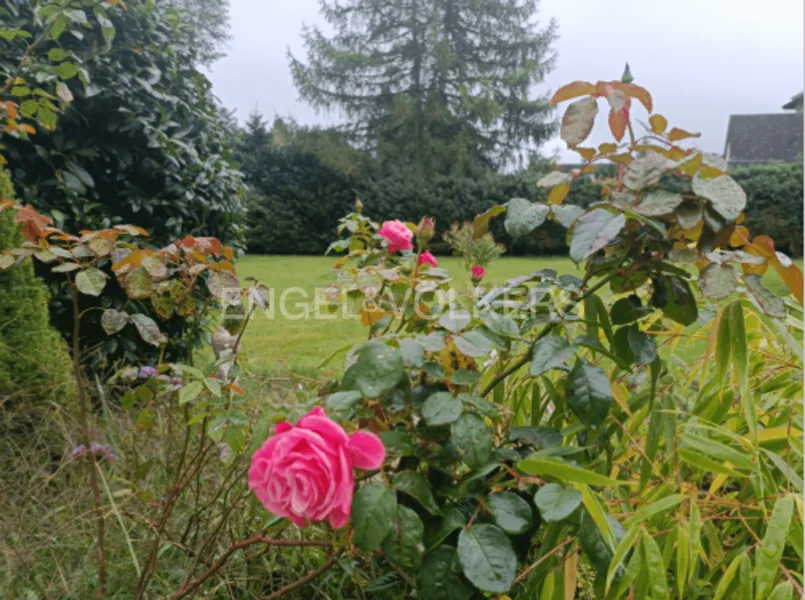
207, 0, 804, 162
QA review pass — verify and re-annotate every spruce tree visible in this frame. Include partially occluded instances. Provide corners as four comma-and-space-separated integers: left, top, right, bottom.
0, 166, 74, 403
289, 0, 557, 175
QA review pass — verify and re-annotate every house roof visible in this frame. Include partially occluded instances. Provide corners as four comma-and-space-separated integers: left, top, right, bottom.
724, 113, 803, 166
783, 92, 803, 110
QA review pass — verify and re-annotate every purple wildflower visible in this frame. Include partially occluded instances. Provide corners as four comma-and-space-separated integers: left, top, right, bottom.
70, 445, 87, 462
90, 443, 115, 461
139, 366, 158, 379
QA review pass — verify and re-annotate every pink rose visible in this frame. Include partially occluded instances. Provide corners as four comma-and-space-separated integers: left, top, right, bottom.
378, 220, 414, 253
248, 407, 385, 528
471, 265, 485, 281
418, 251, 438, 268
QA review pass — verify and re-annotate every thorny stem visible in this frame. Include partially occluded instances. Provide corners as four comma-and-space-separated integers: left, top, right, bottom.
512, 537, 574, 585
172, 536, 333, 599
265, 555, 339, 599
69, 283, 107, 599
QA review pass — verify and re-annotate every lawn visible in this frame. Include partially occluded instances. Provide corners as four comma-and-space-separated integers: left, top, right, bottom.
234, 254, 797, 376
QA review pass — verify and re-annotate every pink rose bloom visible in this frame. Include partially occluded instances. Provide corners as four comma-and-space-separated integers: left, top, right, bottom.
248, 407, 385, 528
378, 220, 414, 253
418, 251, 438, 268
471, 265, 485, 281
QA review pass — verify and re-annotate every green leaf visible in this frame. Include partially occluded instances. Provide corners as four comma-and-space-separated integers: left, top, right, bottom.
19, 99, 38, 116
624, 151, 670, 191
739, 552, 754, 600
537, 171, 572, 187
518, 456, 625, 486
769, 581, 794, 600
479, 311, 519, 338
55, 61, 78, 79
610, 296, 649, 325
713, 553, 743, 600
641, 532, 670, 600
486, 492, 533, 535
634, 189, 683, 216
451, 413, 492, 469
726, 300, 757, 439
682, 434, 757, 472
755, 494, 794, 598
381, 505, 425, 570
419, 546, 471, 599
504, 198, 550, 238
678, 448, 742, 477
552, 204, 584, 228
427, 507, 467, 550
569, 208, 626, 263
136, 408, 156, 432
179, 380, 204, 405
224, 426, 246, 453
566, 359, 613, 427
75, 267, 107, 296
692, 173, 746, 221
439, 310, 471, 333
352, 483, 397, 553
605, 527, 641, 594
533, 483, 582, 522
627, 326, 657, 366
663, 276, 698, 326
457, 524, 517, 593
454, 331, 493, 357
326, 390, 363, 412
422, 392, 463, 426
560, 96, 598, 146
130, 314, 162, 347
579, 509, 623, 570
392, 471, 442, 515
510, 426, 562, 449
399, 339, 425, 367
699, 262, 739, 300
352, 341, 403, 398
744, 274, 786, 318
48, 47, 67, 61
530, 335, 574, 377
101, 309, 128, 334
125, 266, 153, 300
451, 370, 481, 386
623, 494, 685, 527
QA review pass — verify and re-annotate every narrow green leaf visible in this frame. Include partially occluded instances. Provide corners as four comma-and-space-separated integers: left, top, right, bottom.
623, 494, 685, 527
755, 494, 794, 598
605, 527, 641, 594
641, 532, 670, 600
518, 456, 627, 487
713, 552, 743, 600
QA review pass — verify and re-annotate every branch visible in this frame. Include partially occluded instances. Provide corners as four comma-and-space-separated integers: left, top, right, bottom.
172, 536, 333, 600
265, 555, 339, 599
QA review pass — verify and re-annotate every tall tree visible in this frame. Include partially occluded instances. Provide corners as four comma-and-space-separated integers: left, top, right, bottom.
289, 0, 557, 175
166, 0, 232, 65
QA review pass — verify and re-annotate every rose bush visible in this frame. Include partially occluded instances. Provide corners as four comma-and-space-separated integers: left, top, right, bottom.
249, 407, 385, 528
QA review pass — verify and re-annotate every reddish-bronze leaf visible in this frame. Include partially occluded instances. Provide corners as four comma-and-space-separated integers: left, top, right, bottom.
612, 82, 653, 113
550, 81, 596, 105
747, 235, 803, 304
608, 108, 628, 141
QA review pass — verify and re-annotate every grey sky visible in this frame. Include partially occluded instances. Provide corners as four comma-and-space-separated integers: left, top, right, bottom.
208, 0, 804, 162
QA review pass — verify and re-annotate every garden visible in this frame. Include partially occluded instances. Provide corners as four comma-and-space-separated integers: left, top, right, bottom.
1, 1, 803, 599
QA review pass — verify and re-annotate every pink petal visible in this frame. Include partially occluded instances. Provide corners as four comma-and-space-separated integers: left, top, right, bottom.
275, 421, 293, 434
347, 431, 386, 470
328, 505, 350, 529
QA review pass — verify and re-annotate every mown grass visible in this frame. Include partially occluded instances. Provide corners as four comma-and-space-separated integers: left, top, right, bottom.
235, 254, 798, 375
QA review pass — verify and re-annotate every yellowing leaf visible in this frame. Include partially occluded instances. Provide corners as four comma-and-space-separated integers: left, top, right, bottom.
612, 82, 653, 113
598, 142, 618, 154
668, 127, 701, 142
649, 114, 668, 134
575, 146, 596, 161
550, 81, 596, 105
729, 225, 749, 247
548, 183, 570, 205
